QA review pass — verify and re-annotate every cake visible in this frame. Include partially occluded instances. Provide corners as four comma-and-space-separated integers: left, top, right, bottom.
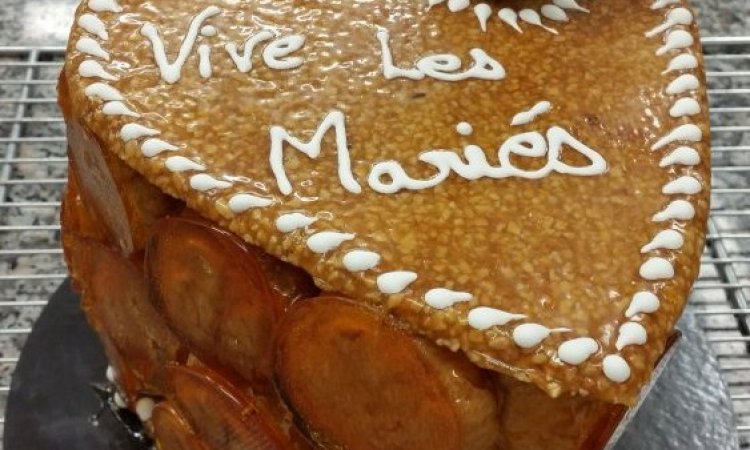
59, 0, 711, 448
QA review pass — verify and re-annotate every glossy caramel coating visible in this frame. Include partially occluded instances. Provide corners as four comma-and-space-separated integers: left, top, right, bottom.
62, 0, 710, 404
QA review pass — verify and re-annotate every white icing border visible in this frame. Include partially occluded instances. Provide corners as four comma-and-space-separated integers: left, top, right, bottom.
73, 0, 703, 388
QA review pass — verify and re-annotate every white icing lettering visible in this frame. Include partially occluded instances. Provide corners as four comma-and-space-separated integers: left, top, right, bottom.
226, 31, 275, 72
198, 44, 212, 78
140, 6, 221, 84
270, 110, 361, 195
378, 28, 505, 81
262, 35, 306, 70
511, 100, 552, 126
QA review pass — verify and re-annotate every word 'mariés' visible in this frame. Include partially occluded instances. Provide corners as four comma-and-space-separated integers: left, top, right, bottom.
270, 111, 607, 196
140, 6, 306, 84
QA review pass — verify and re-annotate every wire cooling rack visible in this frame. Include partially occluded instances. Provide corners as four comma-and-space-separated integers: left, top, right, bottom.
0, 39, 749, 447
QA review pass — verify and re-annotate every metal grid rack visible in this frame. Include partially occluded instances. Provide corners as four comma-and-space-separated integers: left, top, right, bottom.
0, 38, 749, 447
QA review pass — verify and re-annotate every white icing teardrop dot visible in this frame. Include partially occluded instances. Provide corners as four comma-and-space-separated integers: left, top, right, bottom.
645, 8, 693, 38
342, 250, 381, 272
78, 60, 118, 81
651, 124, 702, 150
662, 176, 702, 195
664, 54, 698, 73
670, 98, 701, 118
666, 74, 699, 95
190, 174, 232, 192
519, 9, 558, 35
228, 193, 274, 213
541, 5, 569, 22
553, 0, 589, 13
652, 200, 695, 222
625, 292, 661, 318
307, 232, 355, 254
377, 271, 418, 295
616, 322, 648, 350
656, 30, 694, 56
102, 101, 140, 117
513, 323, 569, 349
84, 82, 123, 101
135, 398, 155, 422
498, 8, 523, 33
427, 0, 445, 8
425, 288, 473, 309
473, 4, 492, 32
641, 229, 684, 253
78, 13, 109, 40
164, 156, 206, 173
467, 307, 526, 331
120, 123, 159, 142
140, 138, 178, 157
76, 37, 109, 60
558, 337, 599, 365
276, 213, 318, 233
113, 392, 127, 409
456, 122, 473, 136
660, 146, 700, 167
88, 0, 122, 13
201, 25, 217, 36
651, 0, 680, 9
603, 355, 631, 383
447, 0, 470, 12
639, 257, 675, 280
276, 213, 317, 233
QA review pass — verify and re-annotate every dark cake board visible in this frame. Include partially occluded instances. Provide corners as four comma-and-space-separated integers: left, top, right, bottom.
3, 281, 739, 450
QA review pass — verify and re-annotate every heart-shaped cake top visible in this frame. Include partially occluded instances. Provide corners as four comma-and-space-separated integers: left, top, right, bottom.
64, 0, 710, 404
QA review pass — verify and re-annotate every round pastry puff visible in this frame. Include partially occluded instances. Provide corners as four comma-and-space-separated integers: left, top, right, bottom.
62, 0, 710, 405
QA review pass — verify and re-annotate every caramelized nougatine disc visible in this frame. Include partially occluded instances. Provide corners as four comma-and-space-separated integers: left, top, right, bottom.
69, 235, 183, 394
146, 217, 284, 384
165, 365, 292, 450
62, 0, 710, 402
275, 297, 501, 450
